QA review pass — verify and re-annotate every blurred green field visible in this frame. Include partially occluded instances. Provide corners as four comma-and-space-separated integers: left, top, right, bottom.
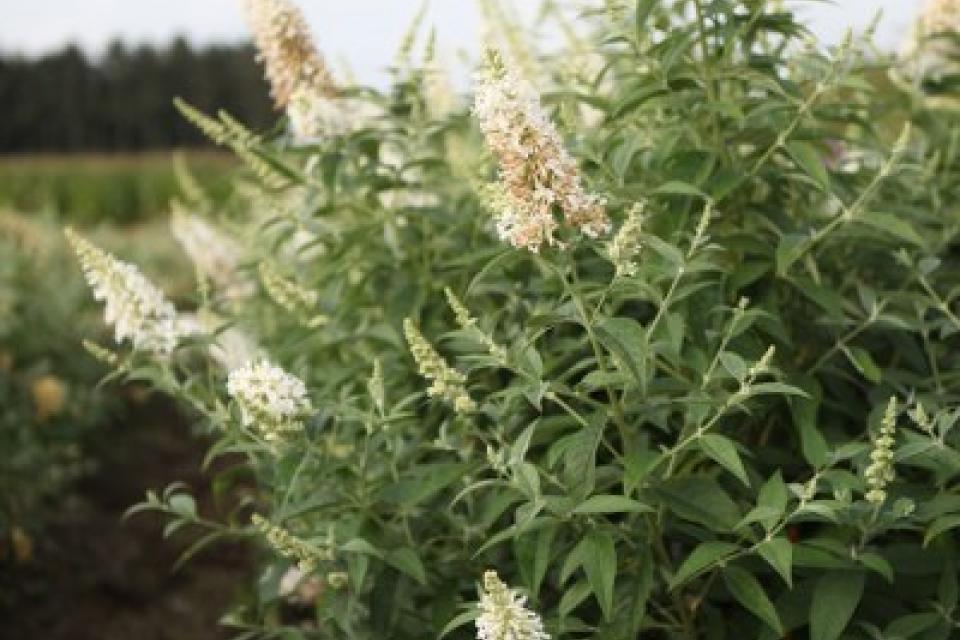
0, 152, 236, 224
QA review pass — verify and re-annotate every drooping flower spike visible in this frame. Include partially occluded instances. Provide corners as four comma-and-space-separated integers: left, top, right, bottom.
170, 208, 252, 301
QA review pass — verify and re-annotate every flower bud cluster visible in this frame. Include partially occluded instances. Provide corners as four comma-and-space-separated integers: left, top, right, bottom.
252, 513, 332, 573
865, 397, 898, 504
259, 262, 327, 327
404, 318, 476, 413
607, 203, 645, 278
445, 288, 507, 363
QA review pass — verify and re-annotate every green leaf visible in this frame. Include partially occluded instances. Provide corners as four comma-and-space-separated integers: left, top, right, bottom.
924, 514, 960, 546
842, 346, 882, 384
558, 580, 592, 619
786, 141, 829, 191
884, 613, 942, 639
562, 419, 603, 497
757, 471, 789, 530
439, 609, 478, 639
723, 565, 783, 635
809, 570, 865, 640
531, 525, 556, 598
789, 376, 830, 467
629, 550, 655, 635
635, 0, 657, 33
596, 317, 648, 386
572, 494, 653, 515
341, 538, 384, 558
757, 537, 793, 587
379, 462, 472, 507
748, 382, 809, 397
776, 233, 807, 276
653, 180, 708, 199
583, 531, 617, 622
655, 477, 742, 532
858, 211, 925, 246
699, 434, 750, 486
670, 541, 739, 590
858, 552, 893, 583
385, 547, 428, 585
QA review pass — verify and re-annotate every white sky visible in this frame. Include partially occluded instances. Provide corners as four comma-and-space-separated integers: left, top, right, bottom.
0, 1, 920, 84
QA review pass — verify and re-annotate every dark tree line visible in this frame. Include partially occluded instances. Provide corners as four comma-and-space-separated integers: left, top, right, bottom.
0, 38, 277, 153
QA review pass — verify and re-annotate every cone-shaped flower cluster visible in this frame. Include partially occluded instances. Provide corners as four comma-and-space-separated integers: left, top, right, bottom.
865, 397, 898, 505
473, 49, 609, 252
226, 359, 313, 442
901, 0, 960, 84
404, 318, 476, 413
476, 570, 550, 640
241, 0, 335, 107
918, 0, 960, 36
240, 0, 347, 141
66, 229, 180, 356
258, 262, 327, 327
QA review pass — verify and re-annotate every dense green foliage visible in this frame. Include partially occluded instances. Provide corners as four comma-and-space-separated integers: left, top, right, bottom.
0, 153, 235, 223
70, 1, 960, 639
0, 39, 274, 152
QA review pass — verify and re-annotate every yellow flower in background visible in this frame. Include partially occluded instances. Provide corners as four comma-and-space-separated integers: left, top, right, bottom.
31, 375, 67, 421
10, 526, 34, 564
0, 350, 12, 372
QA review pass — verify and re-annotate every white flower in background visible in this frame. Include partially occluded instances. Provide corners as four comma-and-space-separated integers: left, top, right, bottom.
900, 0, 960, 86
278, 566, 324, 605
287, 87, 351, 142
476, 570, 549, 640
170, 208, 253, 300
473, 49, 609, 252
918, 0, 960, 36
66, 228, 180, 355
226, 359, 313, 441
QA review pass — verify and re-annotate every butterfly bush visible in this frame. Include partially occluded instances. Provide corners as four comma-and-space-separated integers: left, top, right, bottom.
73, 1, 960, 639
170, 207, 253, 301
66, 228, 180, 355
476, 570, 550, 640
226, 359, 313, 442
473, 49, 609, 251
240, 0, 349, 142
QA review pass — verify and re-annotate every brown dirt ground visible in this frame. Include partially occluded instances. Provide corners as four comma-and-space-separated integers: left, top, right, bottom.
2, 393, 251, 640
